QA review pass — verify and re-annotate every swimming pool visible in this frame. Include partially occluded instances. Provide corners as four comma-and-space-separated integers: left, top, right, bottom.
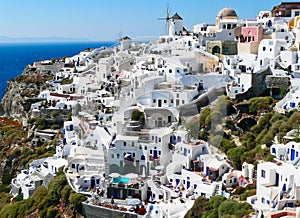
112, 176, 130, 184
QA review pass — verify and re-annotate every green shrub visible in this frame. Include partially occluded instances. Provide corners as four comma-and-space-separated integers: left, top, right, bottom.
69, 193, 87, 212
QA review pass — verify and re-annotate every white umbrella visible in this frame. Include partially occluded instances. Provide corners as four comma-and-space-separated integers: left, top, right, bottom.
109, 172, 121, 178
125, 173, 139, 179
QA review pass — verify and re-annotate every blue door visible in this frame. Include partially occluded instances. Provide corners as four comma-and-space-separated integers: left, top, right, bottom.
154, 150, 158, 158
187, 181, 190, 189
176, 179, 180, 186
275, 173, 279, 186
282, 184, 286, 192
91, 177, 95, 189
291, 149, 295, 161
114, 190, 118, 198
206, 167, 209, 176
177, 136, 181, 142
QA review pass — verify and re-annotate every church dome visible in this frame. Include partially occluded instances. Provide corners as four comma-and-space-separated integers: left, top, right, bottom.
217, 7, 237, 18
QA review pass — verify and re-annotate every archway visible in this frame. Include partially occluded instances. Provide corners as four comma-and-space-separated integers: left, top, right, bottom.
212, 46, 221, 55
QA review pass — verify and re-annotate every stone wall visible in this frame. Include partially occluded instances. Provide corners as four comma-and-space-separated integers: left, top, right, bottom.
82, 202, 138, 218
266, 76, 290, 89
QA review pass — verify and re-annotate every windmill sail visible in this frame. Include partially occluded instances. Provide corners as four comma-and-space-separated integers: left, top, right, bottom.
158, 3, 171, 34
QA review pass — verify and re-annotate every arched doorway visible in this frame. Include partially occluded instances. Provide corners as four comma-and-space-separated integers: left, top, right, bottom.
212, 46, 221, 55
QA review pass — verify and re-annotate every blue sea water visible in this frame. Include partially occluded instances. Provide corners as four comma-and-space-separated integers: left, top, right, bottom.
0, 41, 117, 100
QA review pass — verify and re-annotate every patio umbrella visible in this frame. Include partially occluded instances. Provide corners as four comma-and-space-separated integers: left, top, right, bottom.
109, 172, 121, 178
125, 173, 139, 179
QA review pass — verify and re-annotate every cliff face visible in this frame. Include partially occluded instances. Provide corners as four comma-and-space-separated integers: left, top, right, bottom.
0, 63, 61, 119
1, 80, 27, 119
0, 62, 61, 186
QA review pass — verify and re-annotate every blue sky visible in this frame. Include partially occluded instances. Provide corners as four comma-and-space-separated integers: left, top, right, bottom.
0, 0, 282, 41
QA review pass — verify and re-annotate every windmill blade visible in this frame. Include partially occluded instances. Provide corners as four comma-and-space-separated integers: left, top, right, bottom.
165, 3, 171, 34
157, 3, 172, 34
166, 3, 171, 20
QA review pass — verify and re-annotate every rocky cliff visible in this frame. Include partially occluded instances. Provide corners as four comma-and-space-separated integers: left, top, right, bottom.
0, 61, 63, 188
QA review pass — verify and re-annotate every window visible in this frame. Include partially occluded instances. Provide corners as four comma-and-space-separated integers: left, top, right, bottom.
261, 170, 266, 178
153, 99, 156, 103
263, 47, 266, 51
169, 69, 172, 73
159, 151, 161, 155
111, 154, 114, 158
117, 154, 120, 158
177, 94, 179, 98
132, 142, 134, 146
150, 150, 152, 154
164, 99, 167, 103
182, 100, 185, 104
123, 142, 126, 146
171, 99, 174, 103
262, 197, 265, 203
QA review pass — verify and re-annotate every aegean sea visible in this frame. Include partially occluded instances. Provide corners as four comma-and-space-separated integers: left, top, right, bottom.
0, 41, 116, 99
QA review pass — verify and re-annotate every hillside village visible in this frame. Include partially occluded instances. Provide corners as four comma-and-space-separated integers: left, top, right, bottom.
2, 2, 300, 218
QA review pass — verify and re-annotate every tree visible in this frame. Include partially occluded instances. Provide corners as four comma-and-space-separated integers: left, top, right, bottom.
69, 193, 87, 212
219, 200, 253, 217
131, 109, 145, 123
249, 96, 273, 114
227, 146, 246, 170
185, 116, 201, 139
